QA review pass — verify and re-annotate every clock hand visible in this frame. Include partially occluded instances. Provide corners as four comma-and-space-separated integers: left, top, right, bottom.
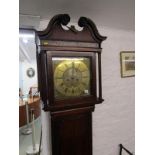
73, 62, 75, 76
72, 62, 74, 77
71, 61, 76, 78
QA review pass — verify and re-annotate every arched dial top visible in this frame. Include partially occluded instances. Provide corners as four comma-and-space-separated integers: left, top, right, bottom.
52, 57, 91, 99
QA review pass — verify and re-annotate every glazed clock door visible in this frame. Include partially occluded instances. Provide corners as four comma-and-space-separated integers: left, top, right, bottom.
46, 51, 97, 109
52, 57, 91, 99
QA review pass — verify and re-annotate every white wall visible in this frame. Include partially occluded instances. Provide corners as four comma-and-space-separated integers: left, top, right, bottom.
93, 27, 135, 155
20, 60, 38, 95
39, 21, 135, 155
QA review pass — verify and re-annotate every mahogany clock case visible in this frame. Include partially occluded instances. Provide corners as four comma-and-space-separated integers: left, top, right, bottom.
35, 14, 107, 155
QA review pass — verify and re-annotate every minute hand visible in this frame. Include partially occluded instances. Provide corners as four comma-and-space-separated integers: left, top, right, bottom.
72, 62, 75, 76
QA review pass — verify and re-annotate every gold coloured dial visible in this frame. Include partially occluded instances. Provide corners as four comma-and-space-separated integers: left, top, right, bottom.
53, 57, 90, 98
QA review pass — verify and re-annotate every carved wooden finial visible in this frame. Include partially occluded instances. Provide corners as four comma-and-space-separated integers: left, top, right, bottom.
78, 17, 107, 42
37, 14, 107, 44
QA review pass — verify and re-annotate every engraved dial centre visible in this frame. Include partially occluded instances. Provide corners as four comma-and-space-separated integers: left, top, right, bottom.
63, 67, 82, 87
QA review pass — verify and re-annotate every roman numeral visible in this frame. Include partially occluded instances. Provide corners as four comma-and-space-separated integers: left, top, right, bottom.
72, 89, 74, 94
58, 69, 64, 72
65, 88, 68, 93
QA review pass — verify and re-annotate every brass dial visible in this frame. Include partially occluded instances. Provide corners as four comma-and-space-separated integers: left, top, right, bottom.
53, 58, 90, 98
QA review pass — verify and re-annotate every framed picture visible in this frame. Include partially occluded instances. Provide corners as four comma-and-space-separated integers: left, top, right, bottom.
120, 51, 135, 78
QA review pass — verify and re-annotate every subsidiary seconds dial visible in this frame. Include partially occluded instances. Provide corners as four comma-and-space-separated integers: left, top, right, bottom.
53, 58, 90, 98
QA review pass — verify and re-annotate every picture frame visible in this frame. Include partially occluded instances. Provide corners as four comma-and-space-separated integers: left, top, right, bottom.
120, 51, 135, 78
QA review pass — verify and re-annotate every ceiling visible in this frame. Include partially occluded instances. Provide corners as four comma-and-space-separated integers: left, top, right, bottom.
19, 0, 135, 31
19, 0, 134, 62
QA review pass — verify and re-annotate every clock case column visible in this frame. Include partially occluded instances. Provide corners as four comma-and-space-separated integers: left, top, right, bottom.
36, 14, 107, 155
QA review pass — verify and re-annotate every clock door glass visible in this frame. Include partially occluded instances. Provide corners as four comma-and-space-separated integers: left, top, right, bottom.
52, 57, 91, 99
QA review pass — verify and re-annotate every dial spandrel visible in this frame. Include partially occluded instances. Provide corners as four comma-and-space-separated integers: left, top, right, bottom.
52, 57, 91, 99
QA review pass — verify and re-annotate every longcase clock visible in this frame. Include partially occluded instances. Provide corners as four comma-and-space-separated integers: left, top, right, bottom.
36, 14, 107, 155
